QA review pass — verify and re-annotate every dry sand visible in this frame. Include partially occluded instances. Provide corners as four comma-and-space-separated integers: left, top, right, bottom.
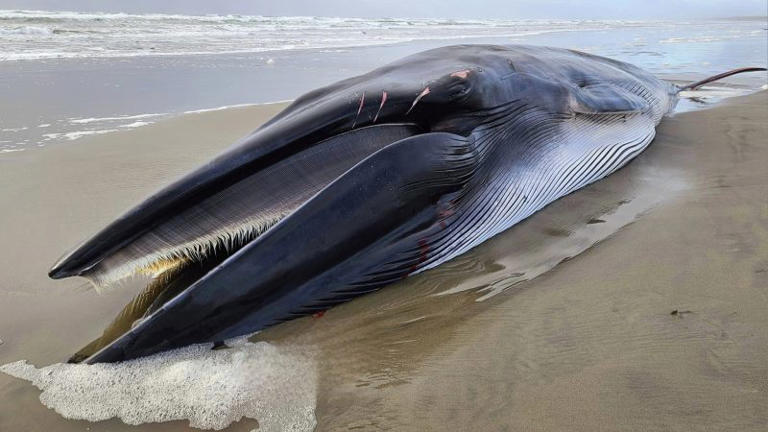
1, 92, 766, 431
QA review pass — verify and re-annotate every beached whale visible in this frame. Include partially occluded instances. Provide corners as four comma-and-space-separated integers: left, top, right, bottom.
48, 45, 765, 363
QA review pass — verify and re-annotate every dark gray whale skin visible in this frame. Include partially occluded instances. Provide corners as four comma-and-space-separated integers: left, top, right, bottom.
46, 45, 749, 363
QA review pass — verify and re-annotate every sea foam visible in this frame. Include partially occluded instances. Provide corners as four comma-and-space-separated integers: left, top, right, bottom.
0, 340, 317, 431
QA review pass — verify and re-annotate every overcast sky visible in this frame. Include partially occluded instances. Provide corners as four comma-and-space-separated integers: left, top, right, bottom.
0, 0, 765, 19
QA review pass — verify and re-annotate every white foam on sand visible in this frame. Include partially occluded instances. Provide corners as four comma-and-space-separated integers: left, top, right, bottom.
0, 340, 317, 431
68, 113, 167, 124
119, 121, 152, 128
42, 129, 118, 141
182, 101, 292, 115
183, 103, 259, 114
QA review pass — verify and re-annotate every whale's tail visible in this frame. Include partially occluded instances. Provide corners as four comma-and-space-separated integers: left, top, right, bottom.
678, 67, 767, 91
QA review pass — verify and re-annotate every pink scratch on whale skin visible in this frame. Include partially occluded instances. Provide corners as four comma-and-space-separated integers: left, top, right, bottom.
352, 92, 365, 128
406, 87, 430, 115
451, 69, 472, 79
373, 91, 387, 123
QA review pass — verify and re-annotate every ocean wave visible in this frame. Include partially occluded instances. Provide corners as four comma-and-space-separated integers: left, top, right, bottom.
0, 9, 677, 62
0, 29, 633, 62
0, 25, 51, 35
4, 9, 760, 63
0, 9, 641, 26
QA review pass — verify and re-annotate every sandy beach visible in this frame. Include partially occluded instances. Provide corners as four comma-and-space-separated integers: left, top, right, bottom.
1, 82, 766, 430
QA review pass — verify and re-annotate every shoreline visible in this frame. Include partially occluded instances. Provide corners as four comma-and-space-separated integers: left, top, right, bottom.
2, 21, 765, 154
0, 101, 290, 156
1, 81, 763, 158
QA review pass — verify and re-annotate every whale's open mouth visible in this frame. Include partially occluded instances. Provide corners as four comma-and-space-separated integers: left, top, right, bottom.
51, 122, 421, 363
67, 251, 232, 363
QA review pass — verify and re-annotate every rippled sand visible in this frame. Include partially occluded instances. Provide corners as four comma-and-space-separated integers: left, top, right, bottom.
1, 92, 766, 431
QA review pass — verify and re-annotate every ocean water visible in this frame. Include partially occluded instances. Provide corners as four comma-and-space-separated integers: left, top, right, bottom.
0, 10, 673, 61
0, 11, 765, 154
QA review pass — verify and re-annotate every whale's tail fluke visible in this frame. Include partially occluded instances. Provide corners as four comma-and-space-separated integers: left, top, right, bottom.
678, 67, 767, 91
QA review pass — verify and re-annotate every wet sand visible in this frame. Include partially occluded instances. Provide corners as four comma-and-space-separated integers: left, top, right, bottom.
1, 92, 767, 431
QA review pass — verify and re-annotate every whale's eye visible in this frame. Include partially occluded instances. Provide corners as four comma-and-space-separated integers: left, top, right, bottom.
451, 85, 470, 99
